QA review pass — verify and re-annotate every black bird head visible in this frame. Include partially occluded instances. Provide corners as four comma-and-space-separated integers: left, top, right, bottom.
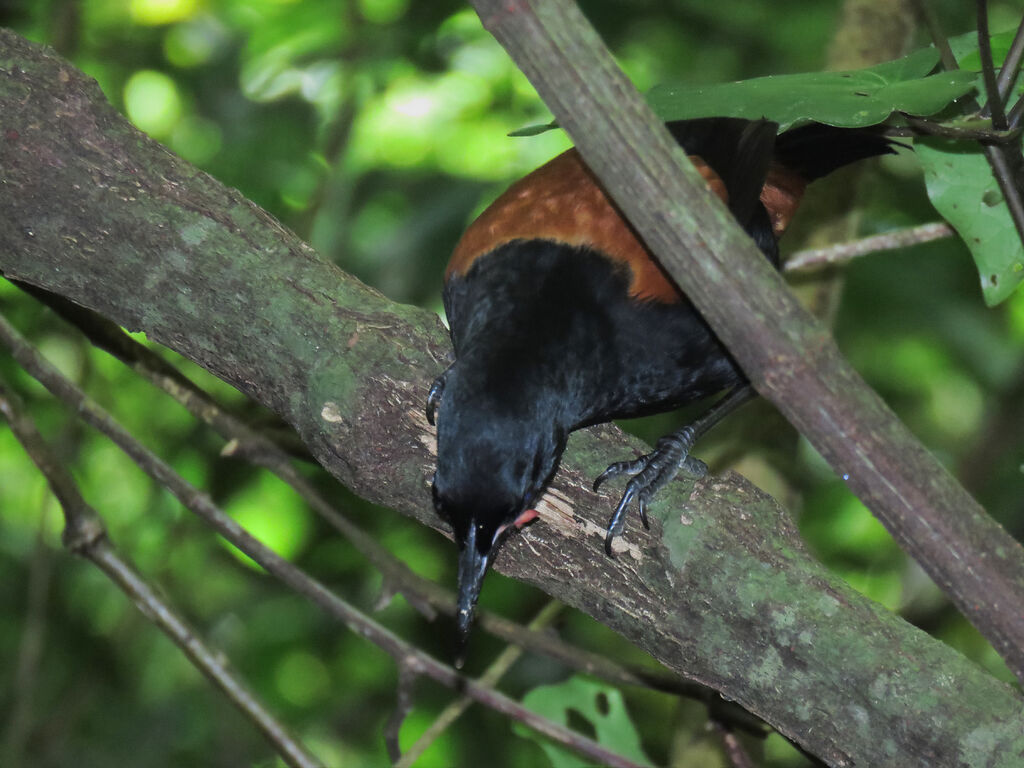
431, 369, 565, 663
431, 478, 534, 653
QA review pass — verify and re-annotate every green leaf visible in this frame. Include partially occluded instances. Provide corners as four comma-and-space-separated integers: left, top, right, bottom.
508, 121, 558, 137
514, 677, 653, 768
646, 48, 976, 131
946, 29, 1024, 115
911, 30, 1024, 306
917, 137, 1024, 305
514, 47, 976, 136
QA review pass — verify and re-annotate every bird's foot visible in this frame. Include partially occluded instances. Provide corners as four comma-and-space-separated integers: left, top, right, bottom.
593, 427, 707, 556
426, 369, 450, 426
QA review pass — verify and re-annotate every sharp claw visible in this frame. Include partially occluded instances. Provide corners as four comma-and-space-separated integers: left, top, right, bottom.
593, 472, 608, 493
426, 375, 447, 426
604, 485, 635, 556
594, 462, 622, 491
597, 431, 707, 552
593, 458, 646, 493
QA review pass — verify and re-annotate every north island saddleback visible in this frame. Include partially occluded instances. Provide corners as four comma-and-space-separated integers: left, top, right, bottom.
427, 117, 895, 662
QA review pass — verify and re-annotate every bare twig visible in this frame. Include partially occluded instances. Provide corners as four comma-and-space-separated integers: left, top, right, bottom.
784, 222, 955, 272
1, 500, 54, 768
396, 601, 564, 768
0, 312, 648, 768
911, 0, 959, 71
902, 114, 1021, 143
0, 379, 325, 768
977, 0, 1008, 129
996, 16, 1024, 103
1008, 93, 1024, 129
711, 720, 757, 768
385, 662, 419, 763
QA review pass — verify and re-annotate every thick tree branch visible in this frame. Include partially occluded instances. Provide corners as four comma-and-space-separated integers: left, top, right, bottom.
17, 282, 749, 720
1, 30, 1022, 766
467, 0, 1024, 686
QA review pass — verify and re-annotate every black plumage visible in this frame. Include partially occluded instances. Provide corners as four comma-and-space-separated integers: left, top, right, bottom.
428, 118, 896, 655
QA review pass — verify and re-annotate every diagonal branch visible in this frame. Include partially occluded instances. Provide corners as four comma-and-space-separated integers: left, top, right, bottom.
19, 283, 758, 726
977, 0, 1008, 129
783, 221, 954, 272
996, 16, 1024, 104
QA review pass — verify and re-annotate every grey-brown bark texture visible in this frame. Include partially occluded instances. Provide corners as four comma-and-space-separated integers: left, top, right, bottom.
1, 30, 1022, 768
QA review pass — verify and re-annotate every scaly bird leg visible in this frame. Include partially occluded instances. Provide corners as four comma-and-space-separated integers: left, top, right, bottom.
594, 384, 756, 555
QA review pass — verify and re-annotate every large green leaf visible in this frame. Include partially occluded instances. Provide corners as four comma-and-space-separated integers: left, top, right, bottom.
512, 47, 976, 136
917, 139, 1024, 306
515, 677, 653, 768
646, 48, 976, 131
913, 30, 1024, 305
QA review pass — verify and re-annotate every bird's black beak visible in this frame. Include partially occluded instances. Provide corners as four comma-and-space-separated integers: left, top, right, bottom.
455, 524, 491, 668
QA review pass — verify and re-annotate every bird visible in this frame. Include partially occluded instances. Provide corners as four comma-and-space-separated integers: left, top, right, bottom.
426, 117, 895, 659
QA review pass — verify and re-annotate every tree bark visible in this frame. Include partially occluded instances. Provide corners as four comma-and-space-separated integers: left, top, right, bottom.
1, 30, 1022, 767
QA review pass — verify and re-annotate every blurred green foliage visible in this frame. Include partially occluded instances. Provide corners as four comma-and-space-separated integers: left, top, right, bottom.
2, 1, 1024, 767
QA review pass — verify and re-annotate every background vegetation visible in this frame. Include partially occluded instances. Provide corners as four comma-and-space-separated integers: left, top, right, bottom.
1, 0, 1023, 766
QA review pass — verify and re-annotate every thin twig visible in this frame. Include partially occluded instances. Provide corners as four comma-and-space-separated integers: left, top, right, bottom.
918, 1, 1024, 268
396, 601, 564, 768
0, 313, 648, 768
711, 720, 757, 768
912, 0, 959, 71
385, 662, 419, 763
984, 139, 1024, 241
1008, 93, 1024, 128
977, 0, 1008, 129
784, 222, 954, 272
0, 380, 325, 768
19, 290, 764, 734
1, 499, 54, 768
996, 16, 1024, 103
902, 114, 1021, 143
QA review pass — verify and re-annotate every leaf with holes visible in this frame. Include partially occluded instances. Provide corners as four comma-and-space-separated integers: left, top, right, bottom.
913, 30, 1024, 306
917, 137, 1024, 305
514, 677, 653, 768
948, 28, 1024, 113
